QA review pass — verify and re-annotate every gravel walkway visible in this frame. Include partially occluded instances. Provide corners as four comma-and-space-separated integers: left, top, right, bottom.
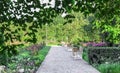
36, 46, 100, 73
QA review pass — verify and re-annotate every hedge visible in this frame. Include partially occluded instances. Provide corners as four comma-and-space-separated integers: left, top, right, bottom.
85, 47, 120, 65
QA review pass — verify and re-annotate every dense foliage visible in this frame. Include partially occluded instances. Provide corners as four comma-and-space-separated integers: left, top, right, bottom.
63, 0, 120, 45
0, 0, 120, 67
1, 0, 120, 45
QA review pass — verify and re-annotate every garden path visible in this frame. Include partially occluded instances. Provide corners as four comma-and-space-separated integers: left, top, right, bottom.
36, 46, 100, 73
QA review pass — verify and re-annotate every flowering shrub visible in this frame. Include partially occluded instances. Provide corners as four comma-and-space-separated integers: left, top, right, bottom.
86, 42, 107, 47
86, 42, 95, 46
93, 42, 107, 47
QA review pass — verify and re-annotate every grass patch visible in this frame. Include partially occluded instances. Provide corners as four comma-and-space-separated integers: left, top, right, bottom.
35, 46, 51, 65
97, 62, 120, 73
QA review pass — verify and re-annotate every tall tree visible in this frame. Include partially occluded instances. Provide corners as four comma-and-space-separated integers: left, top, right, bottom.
0, 0, 61, 65
62, 0, 120, 45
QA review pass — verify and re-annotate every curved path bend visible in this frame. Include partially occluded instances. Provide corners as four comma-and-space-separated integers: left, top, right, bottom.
36, 46, 100, 73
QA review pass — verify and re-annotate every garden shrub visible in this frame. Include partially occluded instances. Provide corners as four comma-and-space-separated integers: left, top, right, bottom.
82, 46, 120, 73
87, 47, 120, 65
0, 44, 24, 65
82, 47, 89, 62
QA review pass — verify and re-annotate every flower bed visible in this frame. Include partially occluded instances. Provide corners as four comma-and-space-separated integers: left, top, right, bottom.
5, 44, 50, 73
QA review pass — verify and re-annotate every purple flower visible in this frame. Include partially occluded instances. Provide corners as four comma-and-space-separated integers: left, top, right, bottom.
86, 42, 107, 47
92, 42, 107, 47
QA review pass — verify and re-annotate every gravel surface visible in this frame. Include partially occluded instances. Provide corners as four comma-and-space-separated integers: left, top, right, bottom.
36, 46, 100, 73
